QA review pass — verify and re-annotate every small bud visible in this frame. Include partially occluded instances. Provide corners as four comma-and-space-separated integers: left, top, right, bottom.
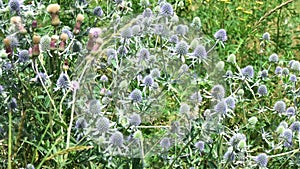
248, 116, 258, 125
227, 54, 236, 63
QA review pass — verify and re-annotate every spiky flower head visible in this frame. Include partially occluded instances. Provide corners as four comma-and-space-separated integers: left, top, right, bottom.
286, 107, 295, 116
225, 96, 235, 109
176, 24, 188, 35
109, 131, 124, 147
96, 117, 110, 134
143, 75, 154, 86
175, 41, 188, 55
56, 73, 69, 89
18, 50, 29, 62
160, 137, 171, 149
75, 118, 87, 129
274, 100, 286, 113
269, 53, 278, 63
262, 32, 270, 41
138, 48, 150, 61
291, 61, 300, 72
9, 0, 22, 13
193, 45, 207, 59
282, 128, 293, 142
282, 68, 289, 76
169, 35, 179, 43
214, 29, 227, 42
143, 8, 152, 18
214, 100, 227, 115
93, 6, 103, 17
40, 35, 51, 52
26, 164, 35, 169
255, 153, 268, 167
242, 65, 254, 78
132, 25, 141, 36
160, 3, 173, 17
89, 99, 101, 114
211, 84, 225, 100
229, 133, 246, 147
291, 121, 300, 132
275, 66, 282, 75
260, 70, 268, 78
257, 85, 268, 96
224, 151, 235, 162
129, 113, 141, 126
129, 89, 142, 102
195, 141, 205, 152
289, 74, 297, 82
150, 68, 160, 78
121, 27, 133, 39
190, 91, 202, 104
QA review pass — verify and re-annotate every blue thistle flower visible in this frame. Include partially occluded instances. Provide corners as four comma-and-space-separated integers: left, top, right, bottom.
75, 118, 87, 129
274, 100, 286, 113
89, 99, 101, 114
225, 96, 235, 109
180, 103, 190, 114
18, 50, 29, 62
214, 100, 227, 115
138, 48, 150, 61
255, 153, 268, 167
109, 131, 124, 147
282, 128, 293, 142
143, 75, 154, 86
260, 70, 268, 78
262, 32, 270, 41
257, 85, 268, 96
160, 137, 171, 150
214, 29, 227, 42
169, 35, 179, 43
190, 91, 202, 104
192, 45, 207, 59
286, 107, 295, 116
275, 66, 282, 75
289, 74, 297, 82
175, 41, 189, 55
160, 3, 173, 17
129, 113, 141, 126
269, 53, 278, 63
129, 89, 142, 102
10, 97, 17, 109
224, 151, 235, 161
93, 6, 103, 17
291, 121, 300, 132
150, 68, 160, 78
56, 73, 69, 89
121, 27, 133, 39
242, 65, 254, 78
9, 0, 21, 13
143, 8, 152, 18
176, 24, 188, 35
195, 141, 205, 152
96, 117, 110, 134
26, 164, 35, 169
211, 84, 225, 100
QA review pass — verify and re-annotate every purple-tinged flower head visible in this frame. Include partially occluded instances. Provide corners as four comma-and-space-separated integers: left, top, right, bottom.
160, 3, 174, 17
160, 137, 171, 150
255, 153, 268, 167
7, 35, 19, 48
242, 65, 254, 78
93, 6, 103, 17
224, 151, 235, 161
34, 72, 47, 84
214, 29, 227, 42
154, 24, 164, 35
229, 133, 246, 147
225, 96, 235, 109
282, 68, 289, 76
262, 32, 270, 41
190, 91, 202, 104
117, 46, 128, 55
106, 48, 117, 58
257, 85, 268, 96
195, 141, 205, 152
286, 107, 295, 116
274, 100, 286, 113
289, 60, 295, 68
150, 68, 160, 78
291, 61, 300, 72
143, 75, 154, 86
169, 35, 179, 43
56, 73, 69, 89
121, 27, 133, 39
89, 99, 101, 114
176, 24, 188, 35
211, 84, 225, 100
289, 74, 297, 82
193, 45, 207, 59
214, 100, 227, 115
75, 118, 87, 129
282, 128, 293, 142
114, 0, 123, 4
132, 25, 141, 36
26, 164, 35, 169
175, 41, 188, 55
291, 121, 300, 132
10, 97, 18, 109
129, 113, 141, 126
275, 67, 283, 76
110, 131, 124, 147
0, 85, 4, 93
260, 70, 268, 78
89, 28, 101, 39
138, 48, 150, 61
18, 50, 29, 62
143, 8, 152, 18
9, 0, 22, 13
100, 75, 108, 82
269, 53, 278, 63
170, 121, 180, 134
180, 102, 190, 114
129, 89, 142, 102
96, 117, 110, 134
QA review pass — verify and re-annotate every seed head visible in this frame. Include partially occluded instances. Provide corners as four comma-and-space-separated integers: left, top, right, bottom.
47, 4, 60, 13
291, 61, 300, 71
274, 100, 286, 113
